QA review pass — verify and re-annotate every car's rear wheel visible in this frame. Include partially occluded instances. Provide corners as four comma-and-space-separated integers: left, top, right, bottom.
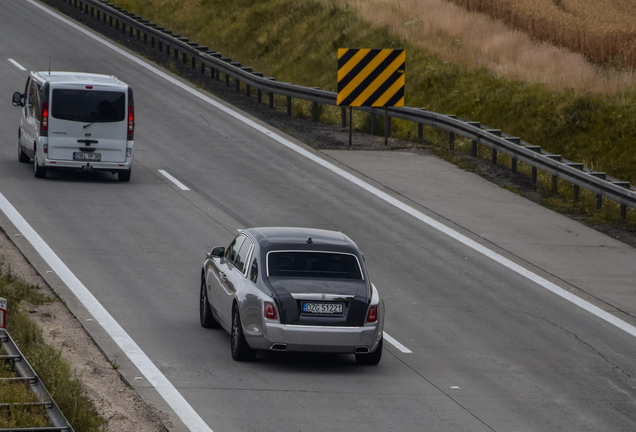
200, 276, 219, 329
355, 337, 383, 365
231, 305, 256, 361
33, 150, 47, 178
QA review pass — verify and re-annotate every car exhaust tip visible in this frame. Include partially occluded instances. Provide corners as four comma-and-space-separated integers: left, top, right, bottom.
270, 343, 287, 351
354, 346, 370, 354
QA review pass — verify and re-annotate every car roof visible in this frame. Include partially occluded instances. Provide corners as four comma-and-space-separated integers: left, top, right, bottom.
244, 227, 359, 252
32, 71, 128, 88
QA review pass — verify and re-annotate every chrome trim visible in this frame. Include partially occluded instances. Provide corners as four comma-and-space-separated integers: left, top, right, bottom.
290, 293, 355, 301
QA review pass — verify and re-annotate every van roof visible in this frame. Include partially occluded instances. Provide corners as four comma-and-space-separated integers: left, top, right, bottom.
32, 71, 128, 88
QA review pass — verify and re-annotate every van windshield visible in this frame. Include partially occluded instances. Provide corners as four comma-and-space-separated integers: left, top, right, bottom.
51, 89, 125, 122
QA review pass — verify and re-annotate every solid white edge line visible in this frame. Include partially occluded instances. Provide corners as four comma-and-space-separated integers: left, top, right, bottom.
159, 169, 190, 191
8, 58, 27, 71
0, 193, 212, 432
384, 332, 412, 353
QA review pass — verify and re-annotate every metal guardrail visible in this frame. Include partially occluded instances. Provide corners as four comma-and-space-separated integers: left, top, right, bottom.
0, 329, 73, 432
61, 0, 636, 219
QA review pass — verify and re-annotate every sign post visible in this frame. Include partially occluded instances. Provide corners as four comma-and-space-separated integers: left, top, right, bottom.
0, 297, 6, 329
337, 48, 405, 145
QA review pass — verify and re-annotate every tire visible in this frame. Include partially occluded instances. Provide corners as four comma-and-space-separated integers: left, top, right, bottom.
355, 337, 383, 365
118, 169, 131, 182
18, 136, 29, 163
200, 275, 219, 329
231, 305, 256, 361
33, 151, 47, 178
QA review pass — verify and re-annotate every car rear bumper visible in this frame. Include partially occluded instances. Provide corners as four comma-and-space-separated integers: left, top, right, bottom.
247, 322, 384, 354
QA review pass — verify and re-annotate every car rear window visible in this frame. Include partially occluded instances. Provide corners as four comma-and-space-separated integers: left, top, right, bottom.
267, 251, 362, 280
51, 89, 125, 122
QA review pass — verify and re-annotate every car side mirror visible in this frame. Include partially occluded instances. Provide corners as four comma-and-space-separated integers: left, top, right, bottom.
208, 246, 225, 258
12, 92, 23, 107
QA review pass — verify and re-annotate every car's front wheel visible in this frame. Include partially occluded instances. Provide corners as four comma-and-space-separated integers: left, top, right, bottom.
231, 305, 256, 361
355, 337, 383, 365
199, 276, 219, 329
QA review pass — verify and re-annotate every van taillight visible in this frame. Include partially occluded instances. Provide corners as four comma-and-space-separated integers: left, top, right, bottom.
127, 105, 134, 140
41, 102, 49, 135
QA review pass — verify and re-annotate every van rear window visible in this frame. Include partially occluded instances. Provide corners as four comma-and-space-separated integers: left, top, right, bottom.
51, 89, 125, 122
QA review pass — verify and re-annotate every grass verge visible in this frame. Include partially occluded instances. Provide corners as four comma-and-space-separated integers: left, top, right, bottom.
0, 256, 107, 431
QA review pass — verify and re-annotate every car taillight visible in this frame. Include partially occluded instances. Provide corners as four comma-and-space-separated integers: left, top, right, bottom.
41, 102, 49, 134
264, 302, 277, 320
366, 306, 378, 323
127, 105, 134, 139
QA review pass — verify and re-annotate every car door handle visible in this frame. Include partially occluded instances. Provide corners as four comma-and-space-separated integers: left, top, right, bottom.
219, 271, 227, 281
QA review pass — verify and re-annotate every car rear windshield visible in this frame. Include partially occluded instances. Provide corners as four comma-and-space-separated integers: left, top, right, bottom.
51, 89, 125, 122
267, 251, 362, 280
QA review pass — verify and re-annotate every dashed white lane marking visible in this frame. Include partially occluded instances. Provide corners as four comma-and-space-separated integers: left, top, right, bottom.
159, 169, 190, 190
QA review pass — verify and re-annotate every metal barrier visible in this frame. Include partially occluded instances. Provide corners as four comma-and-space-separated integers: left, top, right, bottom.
0, 329, 73, 432
59, 0, 636, 219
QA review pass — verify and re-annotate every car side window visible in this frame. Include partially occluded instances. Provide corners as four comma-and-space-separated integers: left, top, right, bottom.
225, 235, 246, 266
250, 259, 258, 283
234, 237, 253, 274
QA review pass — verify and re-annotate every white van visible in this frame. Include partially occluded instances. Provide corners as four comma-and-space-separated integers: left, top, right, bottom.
12, 71, 135, 181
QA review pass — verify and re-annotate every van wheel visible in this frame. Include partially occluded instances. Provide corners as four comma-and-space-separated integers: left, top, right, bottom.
33, 152, 47, 178
118, 169, 131, 182
18, 138, 29, 163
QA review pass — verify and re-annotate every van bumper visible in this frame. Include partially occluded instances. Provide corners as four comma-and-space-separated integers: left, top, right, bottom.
43, 159, 132, 170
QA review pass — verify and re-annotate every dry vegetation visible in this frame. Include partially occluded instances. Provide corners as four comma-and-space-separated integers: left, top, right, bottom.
342, 0, 636, 93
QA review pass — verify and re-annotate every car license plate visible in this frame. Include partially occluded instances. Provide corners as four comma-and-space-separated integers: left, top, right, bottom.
302, 302, 343, 314
74, 152, 101, 161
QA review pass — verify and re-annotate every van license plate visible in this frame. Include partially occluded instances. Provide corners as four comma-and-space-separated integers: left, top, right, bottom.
74, 152, 101, 161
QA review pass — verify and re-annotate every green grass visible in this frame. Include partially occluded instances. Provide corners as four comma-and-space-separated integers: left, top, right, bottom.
0, 256, 107, 431
113, 0, 636, 185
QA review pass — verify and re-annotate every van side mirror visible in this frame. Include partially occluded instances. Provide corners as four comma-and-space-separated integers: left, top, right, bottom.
12, 92, 23, 107
207, 246, 225, 259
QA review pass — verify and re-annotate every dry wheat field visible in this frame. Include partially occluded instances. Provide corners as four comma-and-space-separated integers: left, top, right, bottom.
342, 0, 636, 93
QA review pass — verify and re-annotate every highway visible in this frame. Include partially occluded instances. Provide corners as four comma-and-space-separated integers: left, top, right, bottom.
1, 1, 636, 431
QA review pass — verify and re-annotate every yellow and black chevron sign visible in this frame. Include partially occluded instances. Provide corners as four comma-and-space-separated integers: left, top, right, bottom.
337, 48, 405, 107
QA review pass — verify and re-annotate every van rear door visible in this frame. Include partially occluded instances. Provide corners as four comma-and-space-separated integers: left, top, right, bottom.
47, 87, 129, 163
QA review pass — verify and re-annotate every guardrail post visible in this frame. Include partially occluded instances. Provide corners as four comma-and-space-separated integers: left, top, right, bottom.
246, 84, 251, 98
552, 175, 558, 193
471, 139, 477, 156
418, 123, 423, 140
621, 204, 627, 221
449, 132, 455, 151
225, 73, 230, 87
287, 96, 292, 115
341, 107, 347, 127
258, 89, 262, 103
492, 149, 498, 164
532, 167, 538, 185
574, 185, 580, 203
511, 158, 517, 173
596, 194, 603, 210
313, 101, 319, 121
236, 78, 241, 92
269, 92, 274, 108
370, 111, 376, 135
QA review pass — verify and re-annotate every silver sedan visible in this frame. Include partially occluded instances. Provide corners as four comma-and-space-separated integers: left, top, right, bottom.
200, 227, 385, 365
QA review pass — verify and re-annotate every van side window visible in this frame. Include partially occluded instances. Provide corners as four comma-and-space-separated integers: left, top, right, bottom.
27, 80, 41, 120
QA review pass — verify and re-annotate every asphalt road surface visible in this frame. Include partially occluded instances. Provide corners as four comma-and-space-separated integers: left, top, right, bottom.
1, 1, 636, 431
